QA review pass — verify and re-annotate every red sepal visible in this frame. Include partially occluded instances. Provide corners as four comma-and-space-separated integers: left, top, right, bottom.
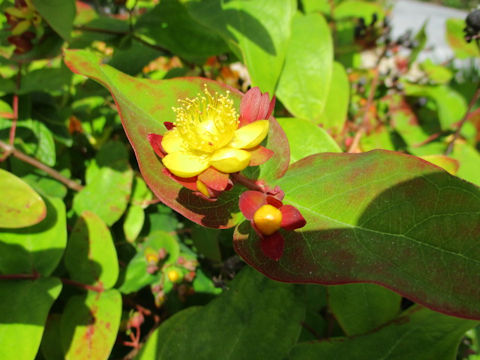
266, 196, 283, 209
147, 133, 165, 159
239, 190, 266, 220
239, 87, 275, 127
164, 122, 175, 130
260, 232, 284, 261
280, 205, 306, 231
198, 167, 230, 192
161, 168, 197, 192
249, 146, 274, 166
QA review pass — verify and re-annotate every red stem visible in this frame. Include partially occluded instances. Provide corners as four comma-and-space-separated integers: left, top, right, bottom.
8, 64, 21, 146
0, 273, 103, 292
231, 173, 264, 192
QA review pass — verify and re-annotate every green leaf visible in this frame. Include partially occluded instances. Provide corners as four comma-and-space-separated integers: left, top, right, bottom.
0, 196, 66, 276
276, 13, 333, 121
191, 225, 222, 262
135, 0, 229, 63
403, 83, 467, 130
289, 306, 478, 359
421, 59, 453, 84
328, 283, 401, 336
446, 18, 479, 59
300, 0, 330, 15
64, 49, 289, 228
124, 205, 145, 243
409, 21, 428, 65
317, 62, 350, 133
40, 314, 64, 360
0, 277, 62, 360
0, 117, 57, 166
334, 1, 384, 21
120, 231, 179, 293
234, 150, 480, 319
32, 0, 75, 40
65, 211, 119, 289
136, 267, 305, 360
277, 117, 341, 164
185, 0, 296, 94
19, 67, 72, 94
450, 142, 480, 186
74, 141, 133, 226
0, 169, 46, 228
61, 289, 122, 360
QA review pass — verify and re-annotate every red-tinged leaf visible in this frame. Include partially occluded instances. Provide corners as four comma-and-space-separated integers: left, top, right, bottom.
249, 145, 274, 166
260, 232, 285, 261
239, 191, 267, 221
234, 150, 480, 320
64, 49, 289, 228
280, 205, 306, 230
198, 167, 229, 192
61, 289, 121, 360
147, 133, 165, 159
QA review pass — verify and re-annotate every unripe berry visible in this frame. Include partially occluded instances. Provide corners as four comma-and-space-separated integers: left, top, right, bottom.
253, 204, 282, 236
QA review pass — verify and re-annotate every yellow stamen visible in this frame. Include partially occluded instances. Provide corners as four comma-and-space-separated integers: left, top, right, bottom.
172, 86, 238, 153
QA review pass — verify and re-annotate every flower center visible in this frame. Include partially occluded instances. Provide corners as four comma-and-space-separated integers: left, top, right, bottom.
173, 86, 238, 153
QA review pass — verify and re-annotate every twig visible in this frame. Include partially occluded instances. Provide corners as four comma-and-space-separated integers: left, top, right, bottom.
60, 278, 104, 292
348, 69, 380, 153
0, 273, 103, 292
0, 140, 84, 191
445, 82, 480, 155
231, 173, 265, 192
347, 43, 389, 153
8, 64, 22, 147
74, 25, 173, 57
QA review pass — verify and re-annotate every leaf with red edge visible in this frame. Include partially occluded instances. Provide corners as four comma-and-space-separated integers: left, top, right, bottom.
63, 49, 289, 228
234, 150, 480, 320
60, 289, 121, 360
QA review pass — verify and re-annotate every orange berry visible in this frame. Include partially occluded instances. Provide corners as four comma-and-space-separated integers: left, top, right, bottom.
253, 204, 282, 236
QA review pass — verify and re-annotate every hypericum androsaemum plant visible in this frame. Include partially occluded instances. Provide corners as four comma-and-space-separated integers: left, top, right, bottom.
64, 47, 480, 321
1, 1, 480, 359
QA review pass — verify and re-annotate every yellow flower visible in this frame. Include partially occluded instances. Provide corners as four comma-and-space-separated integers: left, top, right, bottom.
161, 87, 269, 178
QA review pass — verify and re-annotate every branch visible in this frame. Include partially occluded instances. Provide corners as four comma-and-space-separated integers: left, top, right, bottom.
0, 274, 103, 292
445, 82, 480, 155
0, 140, 84, 191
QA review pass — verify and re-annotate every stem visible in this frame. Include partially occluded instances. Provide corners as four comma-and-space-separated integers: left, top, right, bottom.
0, 274, 102, 292
60, 278, 103, 292
74, 25, 173, 57
8, 64, 22, 146
0, 273, 40, 280
0, 140, 84, 191
230, 173, 265, 192
347, 45, 387, 153
445, 82, 480, 155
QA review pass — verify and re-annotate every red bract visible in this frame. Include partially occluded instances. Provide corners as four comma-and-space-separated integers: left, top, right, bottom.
147, 86, 275, 199
239, 190, 306, 261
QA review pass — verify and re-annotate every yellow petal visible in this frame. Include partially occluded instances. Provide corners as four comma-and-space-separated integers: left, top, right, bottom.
161, 129, 185, 154
230, 120, 269, 149
210, 148, 251, 173
162, 152, 209, 178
